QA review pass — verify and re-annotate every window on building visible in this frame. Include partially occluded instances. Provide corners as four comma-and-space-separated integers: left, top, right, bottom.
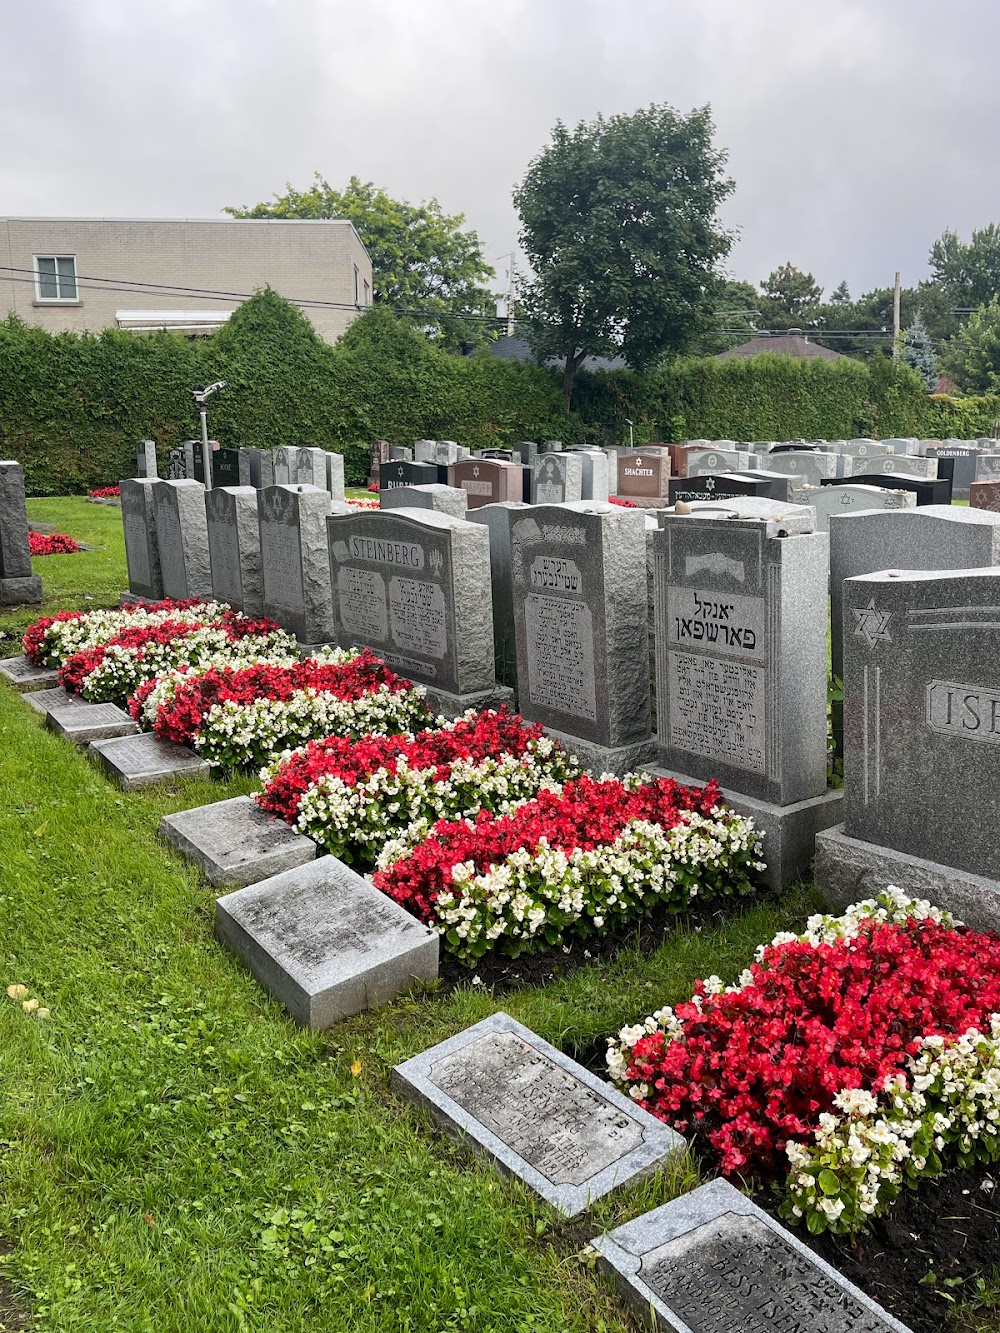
354, 264, 360, 305
34, 255, 78, 302
364, 279, 371, 306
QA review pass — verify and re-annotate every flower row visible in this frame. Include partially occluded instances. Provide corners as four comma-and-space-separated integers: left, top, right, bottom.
88, 486, 121, 499
28, 532, 80, 556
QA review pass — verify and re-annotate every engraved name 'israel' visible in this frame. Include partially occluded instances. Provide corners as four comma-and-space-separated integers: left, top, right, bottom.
926, 680, 1000, 747
530, 557, 583, 594
667, 588, 765, 660
348, 536, 424, 569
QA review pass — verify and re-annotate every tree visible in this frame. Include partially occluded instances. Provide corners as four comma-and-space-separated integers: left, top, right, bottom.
940, 298, 1000, 392
830, 280, 851, 305
929, 224, 1000, 311
693, 278, 759, 355
757, 264, 823, 328
512, 104, 734, 411
226, 175, 497, 350
900, 313, 938, 391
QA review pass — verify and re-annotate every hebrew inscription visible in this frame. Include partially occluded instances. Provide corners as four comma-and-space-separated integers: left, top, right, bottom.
524, 593, 597, 721
389, 577, 447, 658
337, 567, 388, 641
668, 654, 765, 773
666, 588, 764, 660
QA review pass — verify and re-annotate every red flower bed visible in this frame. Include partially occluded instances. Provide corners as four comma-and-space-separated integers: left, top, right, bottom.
88, 486, 120, 499
619, 917, 1000, 1177
608, 496, 637, 508
22, 599, 207, 666
375, 775, 724, 923
28, 532, 80, 555
258, 707, 555, 823
367, 481, 380, 493
131, 648, 415, 746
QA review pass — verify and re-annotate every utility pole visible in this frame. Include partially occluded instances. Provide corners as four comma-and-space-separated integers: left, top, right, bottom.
892, 271, 901, 360
506, 252, 517, 338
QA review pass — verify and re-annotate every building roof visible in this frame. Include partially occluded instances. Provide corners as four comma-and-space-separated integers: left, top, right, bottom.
714, 329, 844, 361
487, 335, 627, 372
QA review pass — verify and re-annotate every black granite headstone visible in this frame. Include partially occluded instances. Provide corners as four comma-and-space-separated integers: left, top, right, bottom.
821, 474, 952, 505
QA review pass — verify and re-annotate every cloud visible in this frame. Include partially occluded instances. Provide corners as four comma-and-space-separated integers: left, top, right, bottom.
3, 0, 999, 300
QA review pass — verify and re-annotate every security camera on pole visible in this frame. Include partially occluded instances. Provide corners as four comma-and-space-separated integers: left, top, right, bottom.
192, 380, 226, 490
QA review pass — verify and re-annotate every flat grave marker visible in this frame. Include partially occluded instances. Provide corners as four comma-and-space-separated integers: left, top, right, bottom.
25, 686, 76, 716
89, 732, 210, 789
47, 701, 139, 745
0, 656, 61, 690
215, 857, 439, 1029
392, 1012, 683, 1218
159, 795, 317, 886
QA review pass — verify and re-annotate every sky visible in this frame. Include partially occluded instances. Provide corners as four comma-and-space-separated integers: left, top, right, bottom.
3, 0, 1000, 304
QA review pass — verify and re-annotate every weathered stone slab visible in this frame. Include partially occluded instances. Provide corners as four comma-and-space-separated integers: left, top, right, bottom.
206, 486, 262, 615
47, 701, 139, 745
89, 731, 210, 789
0, 655, 60, 690
25, 686, 76, 715
151, 479, 212, 600
159, 795, 317, 886
391, 1012, 683, 1217
215, 857, 439, 1028
594, 1177, 913, 1333
380, 484, 468, 519
259, 484, 338, 644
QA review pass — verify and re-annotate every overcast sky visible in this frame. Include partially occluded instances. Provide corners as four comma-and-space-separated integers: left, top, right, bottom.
4, 0, 999, 303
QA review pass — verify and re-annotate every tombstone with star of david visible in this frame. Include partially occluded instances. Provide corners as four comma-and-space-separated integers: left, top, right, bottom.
449, 458, 525, 509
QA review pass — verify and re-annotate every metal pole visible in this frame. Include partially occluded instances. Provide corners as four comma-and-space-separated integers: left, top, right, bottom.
200, 406, 212, 490
506, 253, 516, 338
892, 271, 901, 361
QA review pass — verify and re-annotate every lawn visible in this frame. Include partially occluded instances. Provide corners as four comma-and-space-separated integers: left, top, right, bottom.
1, 498, 995, 1333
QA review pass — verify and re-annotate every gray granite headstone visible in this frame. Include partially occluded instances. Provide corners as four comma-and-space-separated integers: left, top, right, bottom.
215, 857, 439, 1028
391, 1012, 683, 1218
389, 446, 414, 462
120, 478, 164, 601
975, 452, 1000, 482
683, 447, 750, 477
763, 451, 842, 497
414, 440, 438, 464
206, 486, 263, 615
574, 449, 611, 502
89, 731, 210, 788
531, 453, 583, 505
842, 566, 1000, 881
259, 485, 338, 644
0, 461, 43, 605
594, 1177, 912, 1333
846, 452, 939, 481
272, 446, 292, 485
135, 440, 158, 478
509, 501, 652, 771
159, 795, 317, 886
240, 448, 275, 490
808, 484, 915, 533
292, 447, 328, 489
653, 499, 828, 805
151, 479, 212, 600
0, 655, 61, 690
434, 441, 464, 466
379, 484, 468, 519
328, 507, 505, 712
47, 701, 139, 745
323, 451, 346, 502
836, 440, 895, 462
467, 501, 530, 690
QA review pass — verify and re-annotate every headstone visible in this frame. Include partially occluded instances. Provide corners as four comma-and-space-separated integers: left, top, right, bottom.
0, 656, 61, 691
817, 568, 1000, 927
531, 453, 583, 505
206, 486, 263, 615
413, 440, 438, 464
467, 501, 530, 690
151, 479, 213, 601
328, 507, 511, 715
166, 447, 187, 480
677, 446, 749, 478
925, 443, 979, 498
822, 473, 952, 506
970, 480, 1000, 511
191, 440, 207, 485
836, 440, 895, 462
845, 452, 939, 481
24, 686, 76, 715
508, 501, 652, 773
808, 484, 916, 533
477, 448, 517, 463
435, 441, 464, 466
159, 795, 317, 886
259, 485, 339, 645
210, 448, 242, 489
293, 447, 328, 490
215, 857, 439, 1029
0, 461, 43, 605
391, 1012, 683, 1218
379, 484, 468, 519
761, 451, 842, 497
47, 701, 139, 745
379, 461, 439, 491
646, 497, 840, 887
323, 451, 346, 502
273, 446, 292, 486
574, 449, 611, 503
389, 446, 414, 462
975, 452, 1000, 482
449, 459, 524, 509
668, 473, 785, 505
239, 447, 275, 490
369, 439, 391, 485
594, 1177, 912, 1333
614, 451, 672, 507
511, 441, 537, 465
182, 440, 197, 481
136, 440, 158, 478
89, 732, 210, 789
119, 478, 164, 601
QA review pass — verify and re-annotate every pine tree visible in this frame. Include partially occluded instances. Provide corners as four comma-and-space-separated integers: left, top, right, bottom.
901, 313, 938, 391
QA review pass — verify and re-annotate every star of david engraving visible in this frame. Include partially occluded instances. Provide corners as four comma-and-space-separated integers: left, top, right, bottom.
472, 465, 480, 477
704, 477, 716, 492
853, 598, 892, 649
840, 492, 854, 506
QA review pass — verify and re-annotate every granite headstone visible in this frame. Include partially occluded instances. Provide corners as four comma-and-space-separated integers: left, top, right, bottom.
152, 479, 213, 600
530, 453, 583, 505
120, 477, 164, 601
379, 484, 468, 519
206, 485, 263, 615
259, 484, 340, 645
0, 461, 43, 605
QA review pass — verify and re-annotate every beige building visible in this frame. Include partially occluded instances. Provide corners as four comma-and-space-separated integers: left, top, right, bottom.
0, 217, 372, 343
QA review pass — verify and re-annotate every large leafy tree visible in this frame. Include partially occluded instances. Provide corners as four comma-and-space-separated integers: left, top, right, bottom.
226, 175, 497, 349
929, 224, 1000, 312
512, 104, 734, 411
941, 297, 1000, 392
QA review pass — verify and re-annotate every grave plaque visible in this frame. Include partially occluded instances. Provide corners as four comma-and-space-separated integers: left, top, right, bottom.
47, 701, 139, 745
120, 478, 164, 600
206, 485, 262, 614
594, 1178, 912, 1333
328, 508, 504, 711
449, 459, 524, 509
159, 795, 317, 886
808, 484, 915, 533
971, 480, 1000, 511
615, 451, 670, 502
211, 448, 242, 489
379, 484, 468, 519
259, 485, 337, 644
509, 502, 651, 771
135, 440, 158, 478
0, 461, 42, 605
653, 499, 828, 805
822, 472, 952, 506
25, 686, 75, 715
0, 655, 61, 690
151, 479, 213, 600
89, 731, 209, 789
391, 1012, 683, 1218
215, 857, 439, 1029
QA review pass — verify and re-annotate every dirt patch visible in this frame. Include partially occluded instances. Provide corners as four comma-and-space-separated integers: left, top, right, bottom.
0, 1238, 29, 1333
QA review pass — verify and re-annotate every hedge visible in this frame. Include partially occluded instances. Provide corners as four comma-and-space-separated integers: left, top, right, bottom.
1, 291, 996, 496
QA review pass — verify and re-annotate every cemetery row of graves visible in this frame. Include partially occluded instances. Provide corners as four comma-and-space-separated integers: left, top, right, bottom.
1, 432, 999, 1333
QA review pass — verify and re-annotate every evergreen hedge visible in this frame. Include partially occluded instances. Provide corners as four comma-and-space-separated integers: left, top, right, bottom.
1, 291, 996, 496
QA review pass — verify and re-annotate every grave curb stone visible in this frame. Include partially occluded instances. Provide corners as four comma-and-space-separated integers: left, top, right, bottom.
25, 686, 76, 715
593, 1177, 914, 1333
0, 655, 61, 691
391, 1011, 684, 1218
544, 726, 656, 778
0, 574, 43, 606
47, 702, 139, 745
421, 682, 515, 721
159, 794, 318, 887
215, 857, 439, 1029
815, 825, 1000, 934
89, 732, 210, 790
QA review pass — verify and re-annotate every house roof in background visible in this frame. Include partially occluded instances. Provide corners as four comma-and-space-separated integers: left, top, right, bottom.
714, 329, 844, 361
487, 335, 627, 372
